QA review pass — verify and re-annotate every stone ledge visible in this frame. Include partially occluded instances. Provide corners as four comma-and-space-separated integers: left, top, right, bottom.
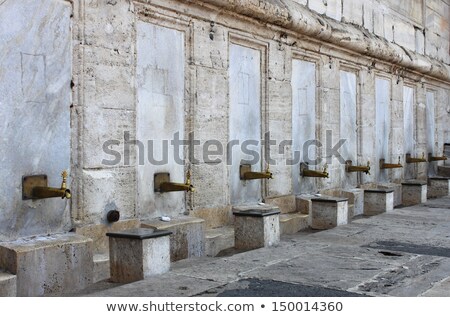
0, 271, 16, 297
205, 226, 234, 257
93, 254, 109, 283
0, 233, 93, 296
280, 213, 309, 235
311, 196, 348, 203
107, 228, 172, 240
402, 181, 427, 186
363, 188, 395, 193
233, 205, 280, 217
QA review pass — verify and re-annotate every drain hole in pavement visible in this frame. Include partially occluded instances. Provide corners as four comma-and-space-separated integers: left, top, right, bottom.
378, 251, 402, 257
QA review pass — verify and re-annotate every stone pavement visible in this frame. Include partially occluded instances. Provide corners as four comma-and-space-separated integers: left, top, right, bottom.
73, 196, 450, 297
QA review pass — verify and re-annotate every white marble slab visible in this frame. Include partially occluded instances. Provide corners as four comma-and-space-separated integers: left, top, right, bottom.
292, 59, 316, 194
229, 44, 262, 204
375, 78, 391, 182
136, 22, 186, 218
0, 0, 71, 240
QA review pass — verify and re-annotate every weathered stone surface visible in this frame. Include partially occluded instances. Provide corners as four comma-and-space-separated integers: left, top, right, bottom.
141, 217, 205, 261
197, 0, 450, 81
81, 168, 137, 224
438, 166, 450, 177
387, 183, 402, 207
296, 195, 314, 215
82, 107, 136, 169
310, 197, 348, 229
136, 21, 186, 219
0, 234, 93, 296
428, 178, 450, 198
280, 213, 309, 235
75, 219, 140, 255
363, 189, 394, 215
402, 182, 427, 206
191, 206, 232, 229
205, 226, 235, 257
0, 272, 16, 297
233, 205, 280, 250
263, 195, 296, 214
109, 232, 171, 283
0, 0, 72, 242
320, 188, 364, 219
93, 254, 110, 283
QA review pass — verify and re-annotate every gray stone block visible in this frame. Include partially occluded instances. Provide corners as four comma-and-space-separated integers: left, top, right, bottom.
233, 205, 280, 250
428, 178, 450, 198
108, 228, 171, 283
402, 182, 427, 206
363, 189, 394, 215
310, 197, 348, 229
0, 234, 93, 296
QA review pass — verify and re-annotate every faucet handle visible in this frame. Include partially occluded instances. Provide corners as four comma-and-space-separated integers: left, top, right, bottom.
367, 160, 370, 167
398, 156, 401, 165
61, 170, 68, 189
265, 163, 270, 174
61, 170, 71, 199
421, 152, 425, 160
322, 163, 328, 173
186, 169, 192, 185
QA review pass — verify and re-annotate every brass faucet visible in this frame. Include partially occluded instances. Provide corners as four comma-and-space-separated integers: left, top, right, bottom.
301, 162, 329, 178
428, 153, 448, 162
406, 152, 427, 164
31, 171, 72, 199
240, 164, 273, 180
346, 160, 371, 175
157, 170, 195, 193
380, 156, 403, 169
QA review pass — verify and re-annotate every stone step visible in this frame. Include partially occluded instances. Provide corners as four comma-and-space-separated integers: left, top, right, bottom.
93, 254, 109, 283
205, 226, 234, 257
279, 213, 309, 235
438, 166, 450, 177
0, 271, 17, 297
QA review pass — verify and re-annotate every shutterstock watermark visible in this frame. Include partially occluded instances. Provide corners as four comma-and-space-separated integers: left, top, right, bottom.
102, 130, 347, 166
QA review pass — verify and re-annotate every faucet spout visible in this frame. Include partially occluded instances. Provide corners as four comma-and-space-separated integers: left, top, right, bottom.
155, 170, 195, 193
380, 157, 403, 169
428, 153, 448, 162
159, 182, 195, 193
240, 164, 273, 180
406, 153, 427, 164
346, 160, 371, 175
33, 186, 71, 199
301, 163, 329, 178
27, 170, 71, 199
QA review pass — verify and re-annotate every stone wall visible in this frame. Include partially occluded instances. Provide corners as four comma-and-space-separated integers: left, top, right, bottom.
70, 0, 449, 229
296, 0, 449, 64
1, 0, 449, 236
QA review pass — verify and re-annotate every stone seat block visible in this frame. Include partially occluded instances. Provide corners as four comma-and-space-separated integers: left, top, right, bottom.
107, 228, 172, 283
233, 205, 280, 251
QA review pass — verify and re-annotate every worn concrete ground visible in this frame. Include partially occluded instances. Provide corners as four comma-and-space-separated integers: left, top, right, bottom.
72, 196, 450, 297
